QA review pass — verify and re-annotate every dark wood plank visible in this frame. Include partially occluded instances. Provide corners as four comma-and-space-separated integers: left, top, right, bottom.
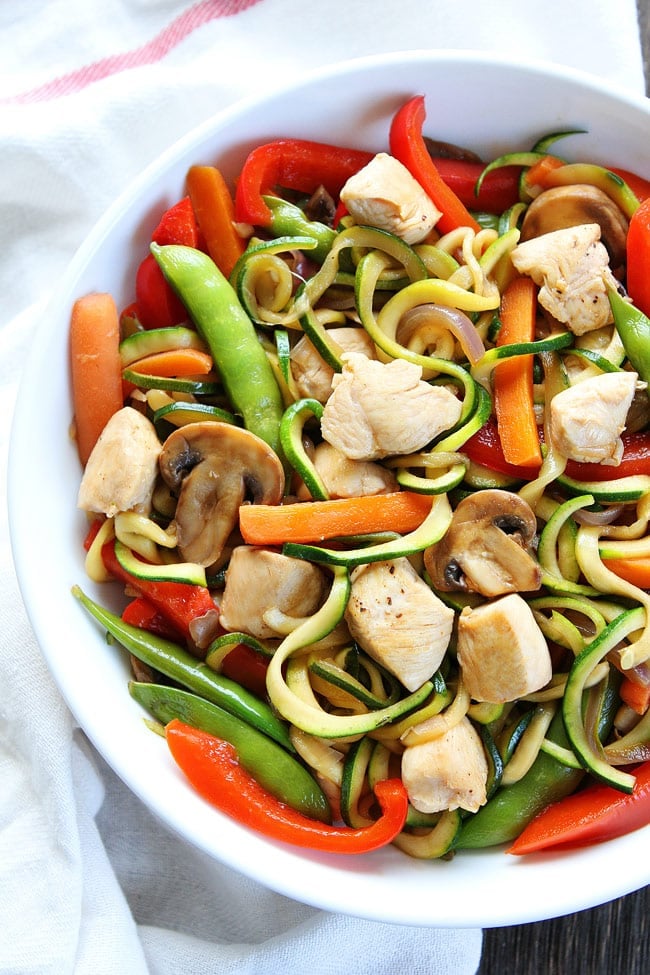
478, 884, 650, 974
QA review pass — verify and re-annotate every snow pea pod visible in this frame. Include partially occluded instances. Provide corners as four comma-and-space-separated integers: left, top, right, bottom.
609, 286, 650, 385
129, 682, 330, 821
72, 585, 293, 751
151, 243, 285, 457
457, 674, 620, 849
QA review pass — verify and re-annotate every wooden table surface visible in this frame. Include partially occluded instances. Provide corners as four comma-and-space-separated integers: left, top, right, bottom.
478, 7, 650, 971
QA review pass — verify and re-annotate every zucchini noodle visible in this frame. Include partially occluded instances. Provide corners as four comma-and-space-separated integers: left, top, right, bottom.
73, 118, 650, 859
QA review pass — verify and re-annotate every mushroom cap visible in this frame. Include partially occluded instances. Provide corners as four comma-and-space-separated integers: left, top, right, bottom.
520, 184, 628, 270
159, 421, 285, 567
424, 489, 541, 597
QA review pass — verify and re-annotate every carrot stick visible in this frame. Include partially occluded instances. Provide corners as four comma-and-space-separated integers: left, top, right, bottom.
186, 165, 246, 278
522, 154, 564, 192
602, 556, 650, 590
70, 292, 124, 466
125, 347, 213, 378
493, 277, 542, 468
239, 491, 434, 545
619, 675, 650, 716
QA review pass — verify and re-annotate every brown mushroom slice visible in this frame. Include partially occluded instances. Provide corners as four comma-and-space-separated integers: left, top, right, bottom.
519, 184, 628, 270
424, 489, 541, 598
159, 421, 285, 567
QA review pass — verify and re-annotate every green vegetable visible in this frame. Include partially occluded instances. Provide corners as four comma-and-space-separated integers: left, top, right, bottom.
129, 682, 330, 821
264, 195, 336, 263
457, 674, 620, 848
72, 585, 293, 751
609, 286, 650, 386
151, 243, 285, 457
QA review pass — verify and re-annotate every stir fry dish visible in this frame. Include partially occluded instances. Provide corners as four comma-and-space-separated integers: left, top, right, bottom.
71, 95, 650, 859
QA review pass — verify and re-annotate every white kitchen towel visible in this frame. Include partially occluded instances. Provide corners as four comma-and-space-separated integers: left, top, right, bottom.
0, 2, 645, 974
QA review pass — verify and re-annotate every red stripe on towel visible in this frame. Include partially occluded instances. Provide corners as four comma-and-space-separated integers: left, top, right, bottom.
4, 0, 262, 104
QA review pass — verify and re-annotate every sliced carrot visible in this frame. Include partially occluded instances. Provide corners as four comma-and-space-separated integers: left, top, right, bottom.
620, 675, 650, 716
239, 491, 434, 545
493, 276, 542, 468
602, 556, 650, 590
522, 154, 564, 191
125, 347, 213, 378
186, 165, 246, 278
70, 292, 124, 466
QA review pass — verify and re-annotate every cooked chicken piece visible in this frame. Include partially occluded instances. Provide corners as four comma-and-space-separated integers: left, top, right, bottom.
401, 716, 488, 814
511, 223, 618, 335
345, 557, 454, 691
321, 352, 462, 461
340, 152, 442, 244
291, 327, 376, 403
457, 593, 552, 703
296, 442, 398, 501
219, 545, 328, 640
77, 407, 161, 518
550, 370, 638, 465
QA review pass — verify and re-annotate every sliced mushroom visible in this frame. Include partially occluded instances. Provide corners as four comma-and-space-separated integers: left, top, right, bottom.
159, 421, 285, 567
424, 489, 541, 597
520, 184, 628, 270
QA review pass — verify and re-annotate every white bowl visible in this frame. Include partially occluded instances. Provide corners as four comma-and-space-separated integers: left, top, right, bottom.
9, 50, 650, 928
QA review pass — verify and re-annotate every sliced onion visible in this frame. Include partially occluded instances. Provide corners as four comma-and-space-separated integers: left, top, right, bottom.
396, 303, 486, 365
573, 504, 625, 526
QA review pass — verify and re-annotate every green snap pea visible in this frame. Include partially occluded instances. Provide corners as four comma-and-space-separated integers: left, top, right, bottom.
264, 196, 336, 263
72, 585, 293, 751
151, 243, 285, 456
129, 682, 331, 821
457, 674, 620, 849
609, 286, 650, 386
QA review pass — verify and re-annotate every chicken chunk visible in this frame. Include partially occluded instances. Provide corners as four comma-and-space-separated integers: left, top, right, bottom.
291, 327, 376, 403
511, 223, 618, 335
340, 152, 442, 244
345, 557, 454, 691
456, 593, 552, 704
77, 406, 161, 518
401, 717, 488, 814
550, 370, 638, 465
219, 546, 328, 640
321, 352, 462, 461
296, 442, 398, 500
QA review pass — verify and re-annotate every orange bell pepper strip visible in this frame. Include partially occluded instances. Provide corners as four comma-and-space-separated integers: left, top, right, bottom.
186, 165, 246, 278
238, 491, 434, 546
166, 720, 408, 853
493, 276, 542, 468
389, 95, 481, 234
70, 292, 124, 466
508, 761, 650, 854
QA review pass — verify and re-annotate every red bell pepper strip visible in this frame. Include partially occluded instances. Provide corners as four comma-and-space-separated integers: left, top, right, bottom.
121, 596, 185, 642
166, 720, 408, 853
101, 540, 219, 649
135, 252, 188, 329
151, 196, 203, 248
220, 643, 270, 700
389, 95, 482, 234
626, 196, 650, 318
464, 419, 650, 482
234, 139, 374, 228
609, 167, 650, 203
431, 157, 521, 214
507, 762, 650, 854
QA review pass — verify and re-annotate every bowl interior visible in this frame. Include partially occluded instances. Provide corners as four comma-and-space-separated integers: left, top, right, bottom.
9, 50, 650, 928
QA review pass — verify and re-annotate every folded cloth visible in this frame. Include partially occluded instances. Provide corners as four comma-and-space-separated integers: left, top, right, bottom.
0, 2, 645, 974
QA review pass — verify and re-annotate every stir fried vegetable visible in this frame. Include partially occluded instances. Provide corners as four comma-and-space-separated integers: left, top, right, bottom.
70, 96, 650, 860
